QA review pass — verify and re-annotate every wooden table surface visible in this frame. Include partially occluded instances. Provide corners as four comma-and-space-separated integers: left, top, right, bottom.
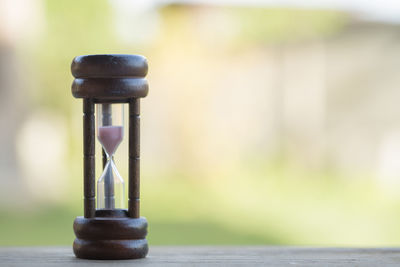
1, 246, 400, 266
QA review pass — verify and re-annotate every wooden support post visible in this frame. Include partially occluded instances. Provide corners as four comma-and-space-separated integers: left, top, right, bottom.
83, 98, 95, 218
128, 98, 140, 218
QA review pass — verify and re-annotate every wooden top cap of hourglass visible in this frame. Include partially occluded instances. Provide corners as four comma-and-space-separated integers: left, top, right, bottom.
71, 54, 148, 100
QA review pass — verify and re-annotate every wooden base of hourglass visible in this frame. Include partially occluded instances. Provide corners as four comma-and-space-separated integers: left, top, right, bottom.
73, 209, 148, 260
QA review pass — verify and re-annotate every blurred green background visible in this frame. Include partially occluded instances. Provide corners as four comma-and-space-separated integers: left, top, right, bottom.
2, 0, 400, 246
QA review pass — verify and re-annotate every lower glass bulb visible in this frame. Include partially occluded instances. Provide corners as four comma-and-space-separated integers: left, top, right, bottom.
97, 159, 125, 209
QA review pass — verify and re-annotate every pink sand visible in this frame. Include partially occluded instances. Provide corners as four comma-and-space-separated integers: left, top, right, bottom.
98, 126, 123, 155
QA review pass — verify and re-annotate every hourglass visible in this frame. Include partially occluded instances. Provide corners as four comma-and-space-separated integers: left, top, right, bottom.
71, 54, 149, 260
97, 103, 124, 210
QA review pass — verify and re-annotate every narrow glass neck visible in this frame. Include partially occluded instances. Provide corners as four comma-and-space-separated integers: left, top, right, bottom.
104, 150, 114, 159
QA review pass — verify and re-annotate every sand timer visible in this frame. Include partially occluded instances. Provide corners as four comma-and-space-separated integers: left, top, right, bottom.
70, 54, 149, 260
97, 103, 124, 210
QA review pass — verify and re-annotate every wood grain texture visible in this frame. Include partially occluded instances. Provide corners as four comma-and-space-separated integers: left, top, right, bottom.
1, 247, 400, 266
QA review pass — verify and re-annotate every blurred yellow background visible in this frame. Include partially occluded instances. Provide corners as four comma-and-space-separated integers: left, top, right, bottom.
1, 0, 400, 246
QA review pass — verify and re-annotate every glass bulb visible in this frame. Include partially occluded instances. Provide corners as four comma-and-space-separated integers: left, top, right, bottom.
97, 160, 124, 209
96, 103, 125, 210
